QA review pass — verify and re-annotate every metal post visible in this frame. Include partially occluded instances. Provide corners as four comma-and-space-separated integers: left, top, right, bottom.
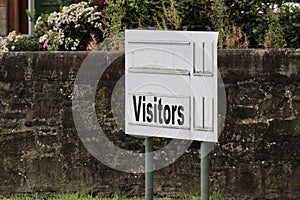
201, 142, 210, 200
28, 0, 35, 35
145, 137, 154, 200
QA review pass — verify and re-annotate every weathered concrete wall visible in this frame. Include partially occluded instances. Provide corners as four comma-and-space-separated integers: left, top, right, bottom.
0, 50, 299, 199
214, 49, 300, 199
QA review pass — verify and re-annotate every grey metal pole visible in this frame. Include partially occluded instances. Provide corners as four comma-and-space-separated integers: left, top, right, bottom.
145, 137, 154, 200
201, 142, 210, 200
28, 0, 35, 35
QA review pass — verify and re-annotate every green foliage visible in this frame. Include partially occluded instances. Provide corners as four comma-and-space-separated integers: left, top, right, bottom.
156, 0, 182, 30
175, 0, 212, 31
123, 0, 212, 31
1, 0, 300, 51
3, 31, 40, 51
263, 7, 286, 48
123, 0, 163, 29
0, 192, 242, 200
224, 0, 264, 47
26, 9, 36, 23
278, 3, 300, 48
209, 0, 230, 48
222, 0, 300, 48
119, 0, 300, 48
34, 2, 104, 51
224, 24, 249, 49
101, 0, 126, 39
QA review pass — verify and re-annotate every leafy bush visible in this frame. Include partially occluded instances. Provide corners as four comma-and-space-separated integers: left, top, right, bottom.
120, 0, 300, 48
35, 1, 104, 50
277, 3, 300, 48
100, 0, 125, 39
1, 0, 300, 51
123, 0, 163, 29
1, 31, 40, 51
224, 24, 249, 49
263, 7, 286, 48
174, 0, 212, 31
221, 1, 300, 48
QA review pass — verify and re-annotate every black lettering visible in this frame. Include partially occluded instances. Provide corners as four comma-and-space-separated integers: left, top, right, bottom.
134, 96, 185, 126
146, 103, 153, 123
177, 105, 185, 125
163, 105, 171, 124
154, 97, 157, 123
142, 96, 146, 122
171, 105, 177, 125
133, 96, 142, 122
158, 98, 163, 124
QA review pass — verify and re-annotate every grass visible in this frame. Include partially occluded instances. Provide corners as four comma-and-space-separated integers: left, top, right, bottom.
0, 192, 239, 200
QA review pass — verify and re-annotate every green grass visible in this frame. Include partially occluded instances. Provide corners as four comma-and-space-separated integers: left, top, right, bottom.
0, 192, 239, 200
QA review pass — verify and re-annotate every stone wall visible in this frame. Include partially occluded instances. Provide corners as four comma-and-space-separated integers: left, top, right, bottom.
0, 50, 299, 199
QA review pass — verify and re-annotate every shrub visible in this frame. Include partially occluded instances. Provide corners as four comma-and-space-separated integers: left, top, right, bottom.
1, 0, 300, 51
100, 0, 125, 39
123, 0, 163, 29
277, 3, 300, 48
209, 0, 231, 48
1, 31, 40, 51
225, 24, 249, 49
157, 0, 182, 30
263, 7, 286, 48
35, 1, 104, 51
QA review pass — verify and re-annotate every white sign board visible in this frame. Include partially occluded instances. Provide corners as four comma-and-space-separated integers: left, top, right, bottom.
125, 30, 218, 142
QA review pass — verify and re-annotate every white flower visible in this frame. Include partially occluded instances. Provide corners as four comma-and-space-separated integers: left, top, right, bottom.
39, 34, 48, 43
33, 1, 103, 50
0, 37, 8, 52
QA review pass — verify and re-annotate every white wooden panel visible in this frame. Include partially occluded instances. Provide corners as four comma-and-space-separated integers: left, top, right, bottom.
193, 96, 214, 131
194, 41, 215, 76
125, 30, 219, 142
127, 39, 193, 74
